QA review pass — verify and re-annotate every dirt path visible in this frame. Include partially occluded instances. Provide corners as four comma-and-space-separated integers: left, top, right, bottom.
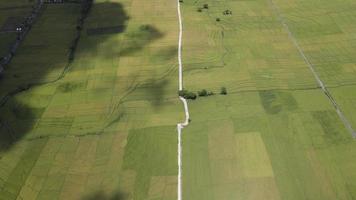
176, 0, 190, 199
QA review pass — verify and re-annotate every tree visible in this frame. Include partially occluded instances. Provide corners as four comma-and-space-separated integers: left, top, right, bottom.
223, 10, 232, 15
220, 87, 227, 95
203, 4, 208, 9
178, 90, 197, 100
186, 92, 197, 99
216, 18, 220, 22
198, 89, 208, 97
178, 89, 188, 97
197, 8, 202, 12
207, 91, 214, 96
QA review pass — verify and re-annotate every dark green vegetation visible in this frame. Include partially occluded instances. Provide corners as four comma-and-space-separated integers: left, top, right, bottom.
178, 90, 197, 100
197, 89, 207, 96
259, 90, 297, 114
220, 87, 227, 95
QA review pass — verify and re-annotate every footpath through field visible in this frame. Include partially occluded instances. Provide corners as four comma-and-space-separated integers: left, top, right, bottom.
176, 0, 190, 199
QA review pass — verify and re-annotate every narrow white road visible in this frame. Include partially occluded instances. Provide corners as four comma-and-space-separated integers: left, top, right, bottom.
176, 0, 190, 199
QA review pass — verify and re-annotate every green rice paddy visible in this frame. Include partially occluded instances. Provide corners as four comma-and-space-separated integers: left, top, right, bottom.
181, 0, 356, 199
0, 0, 181, 199
1, 0, 356, 199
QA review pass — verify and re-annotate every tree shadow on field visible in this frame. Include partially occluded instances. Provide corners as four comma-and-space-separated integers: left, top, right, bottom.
82, 190, 128, 200
0, 1, 165, 152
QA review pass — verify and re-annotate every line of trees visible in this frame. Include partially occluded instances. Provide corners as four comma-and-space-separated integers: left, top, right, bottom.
178, 87, 227, 100
178, 90, 197, 100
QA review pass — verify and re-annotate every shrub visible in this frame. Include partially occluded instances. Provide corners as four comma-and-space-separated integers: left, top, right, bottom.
186, 92, 197, 99
207, 91, 214, 96
203, 4, 208, 9
223, 10, 232, 15
220, 87, 227, 95
197, 8, 202, 12
178, 89, 187, 97
178, 90, 197, 100
198, 89, 208, 96
139, 24, 151, 31
216, 18, 220, 22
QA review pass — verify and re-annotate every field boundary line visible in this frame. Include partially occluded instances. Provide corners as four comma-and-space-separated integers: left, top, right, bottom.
267, 0, 356, 138
176, 0, 190, 199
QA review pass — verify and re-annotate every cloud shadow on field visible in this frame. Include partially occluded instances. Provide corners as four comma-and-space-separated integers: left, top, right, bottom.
119, 25, 164, 56
143, 79, 170, 108
0, 1, 165, 152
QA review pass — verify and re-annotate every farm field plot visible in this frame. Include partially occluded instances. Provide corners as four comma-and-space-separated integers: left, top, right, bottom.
272, 0, 356, 132
0, 0, 182, 199
181, 0, 356, 199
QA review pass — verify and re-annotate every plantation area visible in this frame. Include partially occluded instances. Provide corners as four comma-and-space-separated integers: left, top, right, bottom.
181, 0, 356, 199
0, 0, 182, 199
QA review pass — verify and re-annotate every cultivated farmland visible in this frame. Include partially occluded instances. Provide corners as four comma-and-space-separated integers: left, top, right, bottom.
1, 0, 356, 199
181, 0, 356, 199
0, 0, 182, 199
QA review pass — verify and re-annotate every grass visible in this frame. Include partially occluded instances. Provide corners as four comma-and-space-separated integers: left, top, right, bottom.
181, 0, 356, 199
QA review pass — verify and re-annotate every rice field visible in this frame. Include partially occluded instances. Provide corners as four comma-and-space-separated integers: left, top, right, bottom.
0, 0, 182, 199
1, 0, 356, 199
181, 0, 356, 199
